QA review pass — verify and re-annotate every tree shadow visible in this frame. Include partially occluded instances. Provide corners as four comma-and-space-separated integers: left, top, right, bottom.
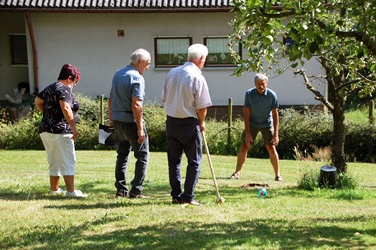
6, 214, 376, 249
1, 182, 376, 249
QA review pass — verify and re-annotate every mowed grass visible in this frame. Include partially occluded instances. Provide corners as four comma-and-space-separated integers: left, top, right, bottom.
345, 106, 374, 124
0, 150, 375, 250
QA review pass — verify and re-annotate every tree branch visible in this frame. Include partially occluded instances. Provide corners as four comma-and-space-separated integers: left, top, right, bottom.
335, 78, 361, 92
335, 70, 376, 92
314, 18, 376, 55
258, 5, 376, 55
294, 69, 334, 112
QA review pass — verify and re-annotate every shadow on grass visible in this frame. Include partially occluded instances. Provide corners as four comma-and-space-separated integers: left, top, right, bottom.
3, 213, 376, 249
1, 183, 376, 249
0, 180, 371, 203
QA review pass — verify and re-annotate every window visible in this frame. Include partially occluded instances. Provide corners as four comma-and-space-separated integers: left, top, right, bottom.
283, 36, 294, 49
9, 34, 28, 65
204, 37, 241, 67
154, 37, 192, 67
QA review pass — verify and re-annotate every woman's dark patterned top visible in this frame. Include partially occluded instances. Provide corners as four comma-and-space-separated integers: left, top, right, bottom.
37, 82, 79, 134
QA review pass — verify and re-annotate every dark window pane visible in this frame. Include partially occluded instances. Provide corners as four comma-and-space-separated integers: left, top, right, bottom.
10, 34, 28, 65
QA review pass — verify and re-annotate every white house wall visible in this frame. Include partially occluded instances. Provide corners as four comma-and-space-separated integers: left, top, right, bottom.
23, 12, 325, 106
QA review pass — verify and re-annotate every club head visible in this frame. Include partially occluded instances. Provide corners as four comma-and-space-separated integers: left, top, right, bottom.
216, 197, 225, 204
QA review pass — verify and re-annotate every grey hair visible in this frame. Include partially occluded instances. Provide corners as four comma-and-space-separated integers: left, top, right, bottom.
188, 44, 209, 61
254, 73, 268, 82
130, 48, 151, 64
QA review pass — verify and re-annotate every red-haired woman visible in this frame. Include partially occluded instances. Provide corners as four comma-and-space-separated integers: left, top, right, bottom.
35, 64, 87, 198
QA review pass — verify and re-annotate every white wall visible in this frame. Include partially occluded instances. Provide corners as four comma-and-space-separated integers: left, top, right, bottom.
29, 12, 325, 106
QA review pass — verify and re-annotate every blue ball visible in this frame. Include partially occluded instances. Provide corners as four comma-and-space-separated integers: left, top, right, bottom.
257, 187, 267, 198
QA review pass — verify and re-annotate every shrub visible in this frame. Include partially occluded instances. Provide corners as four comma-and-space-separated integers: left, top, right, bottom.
76, 93, 108, 123
75, 120, 101, 150
345, 122, 376, 163
297, 164, 359, 191
204, 118, 243, 155
143, 101, 167, 152
0, 109, 43, 150
0, 95, 375, 164
298, 167, 320, 191
278, 108, 333, 160
336, 172, 359, 189
0, 107, 10, 124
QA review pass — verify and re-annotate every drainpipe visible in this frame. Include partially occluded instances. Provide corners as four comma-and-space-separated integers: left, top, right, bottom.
25, 12, 39, 94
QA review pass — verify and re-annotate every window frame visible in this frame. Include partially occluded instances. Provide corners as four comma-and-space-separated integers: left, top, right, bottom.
154, 37, 192, 68
9, 33, 28, 65
203, 36, 241, 67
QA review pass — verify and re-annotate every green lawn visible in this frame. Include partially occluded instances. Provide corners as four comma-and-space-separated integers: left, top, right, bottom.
0, 150, 375, 250
345, 106, 374, 124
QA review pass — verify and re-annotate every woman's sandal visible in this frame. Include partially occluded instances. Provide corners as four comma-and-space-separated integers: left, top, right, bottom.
230, 173, 240, 179
275, 176, 283, 181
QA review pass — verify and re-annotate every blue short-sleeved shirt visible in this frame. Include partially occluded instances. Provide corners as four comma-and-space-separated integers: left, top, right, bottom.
110, 65, 145, 123
244, 87, 279, 128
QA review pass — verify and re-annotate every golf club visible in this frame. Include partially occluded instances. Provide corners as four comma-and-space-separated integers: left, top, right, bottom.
202, 131, 225, 204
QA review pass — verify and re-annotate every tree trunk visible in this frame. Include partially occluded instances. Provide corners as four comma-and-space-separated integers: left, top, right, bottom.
331, 105, 347, 173
324, 56, 348, 173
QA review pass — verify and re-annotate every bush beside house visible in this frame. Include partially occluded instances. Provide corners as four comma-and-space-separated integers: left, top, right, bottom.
0, 94, 375, 163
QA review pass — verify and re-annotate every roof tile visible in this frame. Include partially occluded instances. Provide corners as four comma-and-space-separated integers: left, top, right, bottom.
0, 0, 232, 10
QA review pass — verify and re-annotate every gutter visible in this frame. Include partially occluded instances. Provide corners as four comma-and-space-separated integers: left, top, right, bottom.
25, 12, 39, 94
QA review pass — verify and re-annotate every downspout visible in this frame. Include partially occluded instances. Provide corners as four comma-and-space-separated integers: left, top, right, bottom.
25, 12, 39, 94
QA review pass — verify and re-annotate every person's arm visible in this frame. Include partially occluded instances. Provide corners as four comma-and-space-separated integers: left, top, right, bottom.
197, 107, 207, 132
244, 107, 252, 146
59, 100, 79, 140
108, 96, 113, 127
34, 97, 44, 112
132, 96, 145, 144
271, 108, 279, 146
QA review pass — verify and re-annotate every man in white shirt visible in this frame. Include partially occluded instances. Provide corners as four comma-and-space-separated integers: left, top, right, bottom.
161, 44, 212, 206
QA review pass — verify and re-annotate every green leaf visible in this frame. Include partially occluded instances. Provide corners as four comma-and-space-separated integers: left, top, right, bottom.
264, 24, 273, 35
263, 35, 274, 44
370, 64, 376, 72
309, 42, 319, 54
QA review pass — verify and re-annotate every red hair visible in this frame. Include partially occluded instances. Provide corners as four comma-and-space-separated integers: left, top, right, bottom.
57, 64, 81, 82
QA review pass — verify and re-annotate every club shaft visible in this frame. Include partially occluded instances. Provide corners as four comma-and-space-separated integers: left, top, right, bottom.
202, 131, 221, 198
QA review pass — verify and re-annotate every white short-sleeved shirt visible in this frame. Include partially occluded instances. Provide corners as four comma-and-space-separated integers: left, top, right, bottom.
161, 62, 212, 118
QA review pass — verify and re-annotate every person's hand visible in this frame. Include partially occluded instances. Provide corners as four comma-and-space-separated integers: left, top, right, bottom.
108, 120, 113, 127
272, 135, 279, 146
199, 121, 206, 132
137, 129, 145, 144
71, 129, 79, 140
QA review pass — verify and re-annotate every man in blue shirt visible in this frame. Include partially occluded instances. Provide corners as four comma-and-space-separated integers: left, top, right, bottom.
230, 73, 282, 181
108, 48, 151, 198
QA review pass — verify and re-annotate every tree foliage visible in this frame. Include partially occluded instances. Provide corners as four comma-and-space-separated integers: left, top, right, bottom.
228, 0, 376, 172
229, 0, 376, 93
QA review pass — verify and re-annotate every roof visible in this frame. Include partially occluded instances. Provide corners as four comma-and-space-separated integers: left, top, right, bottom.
0, 0, 233, 12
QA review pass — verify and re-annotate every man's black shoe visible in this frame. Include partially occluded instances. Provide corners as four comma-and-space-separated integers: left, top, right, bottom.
115, 189, 127, 198
129, 192, 150, 199
180, 200, 203, 206
172, 199, 180, 204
